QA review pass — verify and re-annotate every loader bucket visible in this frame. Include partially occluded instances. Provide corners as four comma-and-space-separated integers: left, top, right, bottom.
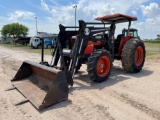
11, 60, 69, 110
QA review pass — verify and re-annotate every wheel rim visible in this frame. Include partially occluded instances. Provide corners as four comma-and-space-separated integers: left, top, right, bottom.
134, 46, 144, 66
96, 56, 110, 77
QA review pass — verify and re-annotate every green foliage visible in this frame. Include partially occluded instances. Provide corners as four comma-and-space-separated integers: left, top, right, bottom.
0, 43, 52, 55
143, 34, 160, 43
1, 23, 29, 38
144, 40, 160, 43
144, 42, 160, 56
146, 50, 160, 56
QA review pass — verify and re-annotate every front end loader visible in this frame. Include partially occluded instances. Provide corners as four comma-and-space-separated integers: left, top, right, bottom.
10, 25, 79, 109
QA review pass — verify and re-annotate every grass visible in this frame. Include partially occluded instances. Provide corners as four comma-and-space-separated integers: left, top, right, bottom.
0, 42, 160, 57
144, 42, 160, 56
145, 50, 160, 56
0, 43, 53, 55
144, 42, 160, 48
0, 43, 24, 48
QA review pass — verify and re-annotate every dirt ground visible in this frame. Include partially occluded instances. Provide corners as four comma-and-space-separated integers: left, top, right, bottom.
0, 46, 160, 120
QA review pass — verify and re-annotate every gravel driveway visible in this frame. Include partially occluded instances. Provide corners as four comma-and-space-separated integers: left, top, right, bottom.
0, 46, 160, 120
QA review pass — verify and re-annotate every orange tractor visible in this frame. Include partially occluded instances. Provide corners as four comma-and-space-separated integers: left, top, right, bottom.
55, 13, 145, 83
11, 13, 145, 109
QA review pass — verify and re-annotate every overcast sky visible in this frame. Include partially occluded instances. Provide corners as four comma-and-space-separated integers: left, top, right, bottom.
0, 0, 160, 39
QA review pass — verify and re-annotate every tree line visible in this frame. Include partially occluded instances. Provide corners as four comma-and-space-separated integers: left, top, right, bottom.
1, 23, 29, 38
144, 34, 160, 43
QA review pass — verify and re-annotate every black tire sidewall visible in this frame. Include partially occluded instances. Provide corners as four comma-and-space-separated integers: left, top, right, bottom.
132, 40, 145, 72
96, 52, 112, 81
87, 50, 112, 82
121, 39, 146, 73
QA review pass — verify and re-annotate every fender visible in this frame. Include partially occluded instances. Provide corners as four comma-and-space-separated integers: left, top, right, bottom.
118, 36, 133, 55
84, 43, 94, 54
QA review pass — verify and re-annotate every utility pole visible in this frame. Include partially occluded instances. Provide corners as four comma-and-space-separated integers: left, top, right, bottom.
73, 5, 77, 30
35, 16, 38, 35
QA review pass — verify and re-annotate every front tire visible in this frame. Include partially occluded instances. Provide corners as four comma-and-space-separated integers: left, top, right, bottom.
37, 44, 42, 49
87, 50, 112, 82
47, 44, 52, 49
121, 38, 145, 73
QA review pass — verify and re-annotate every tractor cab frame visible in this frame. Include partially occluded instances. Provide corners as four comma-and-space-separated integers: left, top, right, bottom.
122, 28, 139, 38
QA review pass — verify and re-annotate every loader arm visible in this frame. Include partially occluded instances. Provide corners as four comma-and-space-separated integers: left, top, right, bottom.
52, 21, 110, 85
69, 20, 110, 80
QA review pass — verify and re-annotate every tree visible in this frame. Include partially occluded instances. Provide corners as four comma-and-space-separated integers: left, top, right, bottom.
1, 23, 29, 38
157, 34, 160, 38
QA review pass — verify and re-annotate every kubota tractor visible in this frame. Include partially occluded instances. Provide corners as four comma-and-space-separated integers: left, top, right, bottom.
10, 13, 145, 109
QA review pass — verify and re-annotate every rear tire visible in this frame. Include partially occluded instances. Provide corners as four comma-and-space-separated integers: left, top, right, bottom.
121, 38, 145, 73
87, 50, 112, 82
